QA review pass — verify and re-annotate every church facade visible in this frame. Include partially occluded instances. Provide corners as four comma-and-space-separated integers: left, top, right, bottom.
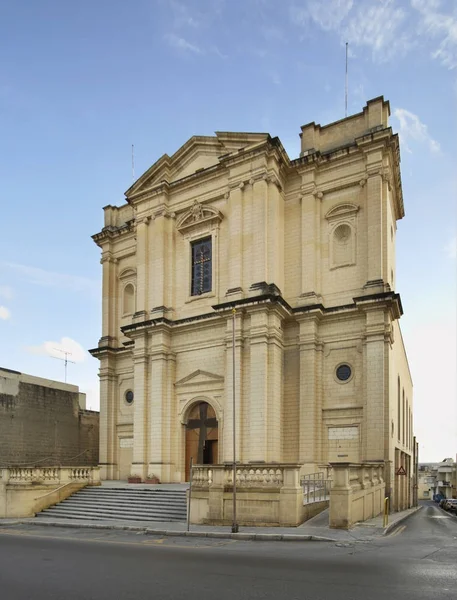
91, 97, 414, 512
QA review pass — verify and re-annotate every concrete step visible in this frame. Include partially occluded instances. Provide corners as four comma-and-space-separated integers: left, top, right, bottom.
41, 505, 186, 519
62, 496, 186, 507
37, 486, 187, 523
57, 502, 186, 516
35, 510, 184, 522
78, 491, 186, 500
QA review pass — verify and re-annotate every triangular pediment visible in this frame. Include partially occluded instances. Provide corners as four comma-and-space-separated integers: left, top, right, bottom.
175, 369, 224, 387
125, 132, 270, 200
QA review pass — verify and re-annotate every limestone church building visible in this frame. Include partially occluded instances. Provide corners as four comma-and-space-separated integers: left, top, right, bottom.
91, 97, 414, 512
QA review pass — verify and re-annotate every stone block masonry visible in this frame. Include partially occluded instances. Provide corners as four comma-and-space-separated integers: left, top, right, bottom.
0, 367, 99, 467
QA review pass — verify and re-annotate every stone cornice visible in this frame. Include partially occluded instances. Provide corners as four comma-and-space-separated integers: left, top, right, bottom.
92, 220, 135, 245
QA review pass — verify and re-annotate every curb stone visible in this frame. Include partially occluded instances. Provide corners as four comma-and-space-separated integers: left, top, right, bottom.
8, 519, 339, 542
382, 505, 422, 536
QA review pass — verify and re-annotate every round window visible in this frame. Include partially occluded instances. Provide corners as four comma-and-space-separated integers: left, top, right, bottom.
125, 390, 134, 404
336, 364, 352, 382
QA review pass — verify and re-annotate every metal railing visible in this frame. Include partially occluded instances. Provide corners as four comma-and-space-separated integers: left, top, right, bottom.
301, 472, 332, 505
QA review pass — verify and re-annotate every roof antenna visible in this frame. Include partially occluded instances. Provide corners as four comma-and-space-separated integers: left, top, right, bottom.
52, 348, 75, 383
132, 144, 135, 182
345, 42, 348, 117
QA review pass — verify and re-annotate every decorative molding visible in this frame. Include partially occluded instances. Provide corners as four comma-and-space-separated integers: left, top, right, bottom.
325, 203, 360, 221
176, 200, 223, 234
119, 267, 136, 279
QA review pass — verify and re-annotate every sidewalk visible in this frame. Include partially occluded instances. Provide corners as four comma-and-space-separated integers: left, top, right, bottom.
0, 505, 421, 543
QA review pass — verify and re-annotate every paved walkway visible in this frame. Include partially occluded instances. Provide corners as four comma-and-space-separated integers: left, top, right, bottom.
0, 506, 421, 543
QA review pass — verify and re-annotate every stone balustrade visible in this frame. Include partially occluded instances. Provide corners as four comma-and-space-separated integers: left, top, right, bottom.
0, 466, 100, 518
0, 466, 100, 485
191, 464, 286, 489
192, 466, 213, 488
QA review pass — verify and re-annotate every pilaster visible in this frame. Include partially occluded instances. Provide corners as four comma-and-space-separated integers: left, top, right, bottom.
300, 179, 321, 300
226, 184, 243, 296
131, 332, 149, 480
363, 308, 386, 461
298, 311, 323, 465
266, 177, 285, 293
365, 160, 383, 288
98, 357, 118, 480
148, 325, 176, 482
247, 304, 284, 462
222, 310, 243, 462
248, 307, 269, 461
101, 253, 117, 340
135, 216, 150, 315
251, 177, 268, 283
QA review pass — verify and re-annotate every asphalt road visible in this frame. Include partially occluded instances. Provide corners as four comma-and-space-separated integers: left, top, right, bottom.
0, 501, 456, 600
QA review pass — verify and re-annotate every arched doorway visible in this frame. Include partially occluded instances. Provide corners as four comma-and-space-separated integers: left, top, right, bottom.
185, 401, 218, 481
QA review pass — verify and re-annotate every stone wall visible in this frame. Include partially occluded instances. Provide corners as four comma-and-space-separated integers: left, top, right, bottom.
329, 462, 385, 529
0, 368, 99, 467
189, 464, 310, 527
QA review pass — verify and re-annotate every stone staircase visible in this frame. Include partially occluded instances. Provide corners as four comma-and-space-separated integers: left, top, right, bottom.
35, 486, 187, 523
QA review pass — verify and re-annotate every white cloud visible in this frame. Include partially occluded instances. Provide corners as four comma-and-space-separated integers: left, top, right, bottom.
0, 285, 13, 300
164, 33, 202, 54
290, 0, 412, 62
393, 108, 441, 153
343, 2, 413, 62
168, 0, 200, 28
445, 235, 457, 259
0, 306, 11, 320
2, 262, 99, 295
412, 0, 457, 69
308, 0, 353, 31
26, 336, 88, 363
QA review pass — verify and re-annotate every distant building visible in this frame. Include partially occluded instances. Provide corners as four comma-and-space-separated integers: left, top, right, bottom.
433, 458, 456, 501
91, 96, 414, 516
0, 367, 99, 467
417, 464, 435, 500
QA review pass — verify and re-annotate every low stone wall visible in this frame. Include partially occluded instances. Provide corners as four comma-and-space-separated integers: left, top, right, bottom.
190, 464, 307, 527
329, 462, 385, 529
0, 466, 100, 518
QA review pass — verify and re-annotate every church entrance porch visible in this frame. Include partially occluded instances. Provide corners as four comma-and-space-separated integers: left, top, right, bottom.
185, 402, 218, 481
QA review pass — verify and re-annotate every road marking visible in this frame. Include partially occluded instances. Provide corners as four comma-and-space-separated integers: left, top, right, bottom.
428, 516, 451, 519
388, 525, 406, 537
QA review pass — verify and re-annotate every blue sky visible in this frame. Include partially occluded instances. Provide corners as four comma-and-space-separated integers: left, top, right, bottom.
0, 0, 455, 462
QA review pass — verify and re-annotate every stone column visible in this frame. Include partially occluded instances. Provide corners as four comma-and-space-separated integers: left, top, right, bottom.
98, 357, 117, 480
131, 332, 149, 480
365, 166, 383, 286
135, 216, 150, 315
364, 309, 386, 461
248, 307, 269, 462
223, 311, 242, 463
298, 313, 322, 467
